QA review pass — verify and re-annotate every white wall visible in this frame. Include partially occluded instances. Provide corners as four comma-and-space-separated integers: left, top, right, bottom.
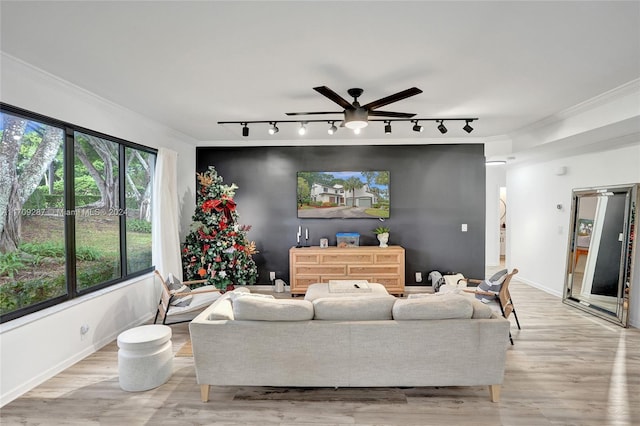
0, 53, 197, 405
507, 143, 640, 327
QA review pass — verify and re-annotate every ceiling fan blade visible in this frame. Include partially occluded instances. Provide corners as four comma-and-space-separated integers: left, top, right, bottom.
368, 111, 416, 118
285, 111, 343, 116
362, 87, 423, 110
313, 86, 353, 109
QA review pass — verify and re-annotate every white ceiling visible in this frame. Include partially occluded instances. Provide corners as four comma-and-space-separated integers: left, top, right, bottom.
1, 1, 639, 144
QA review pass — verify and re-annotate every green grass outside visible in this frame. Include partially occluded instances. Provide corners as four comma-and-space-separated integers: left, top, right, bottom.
0, 214, 152, 316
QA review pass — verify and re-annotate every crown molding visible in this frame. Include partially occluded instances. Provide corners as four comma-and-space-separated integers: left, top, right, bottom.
509, 78, 640, 139
1, 52, 199, 145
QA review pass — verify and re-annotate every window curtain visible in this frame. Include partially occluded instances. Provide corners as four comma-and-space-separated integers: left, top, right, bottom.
152, 148, 183, 280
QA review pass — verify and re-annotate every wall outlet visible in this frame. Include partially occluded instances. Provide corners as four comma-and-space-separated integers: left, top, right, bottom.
415, 272, 422, 283
80, 324, 90, 340
269, 271, 276, 281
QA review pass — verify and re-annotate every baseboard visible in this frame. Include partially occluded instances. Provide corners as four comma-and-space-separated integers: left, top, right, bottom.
515, 275, 562, 298
0, 313, 153, 407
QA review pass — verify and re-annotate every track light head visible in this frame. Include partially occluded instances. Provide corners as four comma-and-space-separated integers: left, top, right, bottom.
412, 121, 423, 132
268, 122, 279, 135
328, 122, 338, 135
298, 122, 307, 135
384, 121, 392, 134
242, 123, 249, 137
463, 120, 473, 133
437, 120, 448, 134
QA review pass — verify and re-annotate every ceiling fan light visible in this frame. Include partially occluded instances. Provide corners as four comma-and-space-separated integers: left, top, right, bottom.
344, 108, 369, 129
437, 121, 448, 134
353, 128, 362, 135
463, 120, 473, 133
384, 122, 392, 134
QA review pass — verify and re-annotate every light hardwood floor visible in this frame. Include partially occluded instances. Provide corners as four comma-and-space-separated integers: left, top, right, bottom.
1, 275, 639, 425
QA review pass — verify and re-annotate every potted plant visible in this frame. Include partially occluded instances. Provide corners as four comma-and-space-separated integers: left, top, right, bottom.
373, 226, 390, 248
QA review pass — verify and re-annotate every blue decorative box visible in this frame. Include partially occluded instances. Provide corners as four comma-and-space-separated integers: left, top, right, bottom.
336, 232, 360, 247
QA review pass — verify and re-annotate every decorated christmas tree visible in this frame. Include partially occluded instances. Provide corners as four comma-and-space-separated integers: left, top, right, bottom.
182, 166, 258, 291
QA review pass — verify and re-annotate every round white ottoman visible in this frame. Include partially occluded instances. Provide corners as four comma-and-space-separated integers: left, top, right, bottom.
117, 324, 173, 392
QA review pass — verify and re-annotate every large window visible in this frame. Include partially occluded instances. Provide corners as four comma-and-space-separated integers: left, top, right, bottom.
0, 104, 156, 322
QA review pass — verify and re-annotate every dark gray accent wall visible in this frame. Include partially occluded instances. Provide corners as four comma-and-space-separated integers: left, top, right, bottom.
196, 144, 486, 285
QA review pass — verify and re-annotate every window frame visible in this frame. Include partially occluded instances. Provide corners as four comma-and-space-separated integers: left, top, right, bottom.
0, 103, 157, 323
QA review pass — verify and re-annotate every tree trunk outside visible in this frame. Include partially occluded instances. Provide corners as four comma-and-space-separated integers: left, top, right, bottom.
0, 115, 63, 254
0, 183, 22, 253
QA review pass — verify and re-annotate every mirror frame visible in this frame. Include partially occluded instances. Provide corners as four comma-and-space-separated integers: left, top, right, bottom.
563, 183, 639, 327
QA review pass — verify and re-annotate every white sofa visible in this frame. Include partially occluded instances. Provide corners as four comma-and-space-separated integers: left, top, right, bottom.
189, 285, 511, 403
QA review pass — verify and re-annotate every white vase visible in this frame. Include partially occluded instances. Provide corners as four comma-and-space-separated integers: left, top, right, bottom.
377, 232, 389, 248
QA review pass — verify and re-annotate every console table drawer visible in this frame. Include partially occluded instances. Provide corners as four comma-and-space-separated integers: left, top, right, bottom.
348, 265, 400, 275
294, 265, 346, 275
319, 253, 374, 264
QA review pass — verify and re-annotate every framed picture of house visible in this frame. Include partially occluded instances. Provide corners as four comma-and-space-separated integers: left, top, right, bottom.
296, 171, 390, 219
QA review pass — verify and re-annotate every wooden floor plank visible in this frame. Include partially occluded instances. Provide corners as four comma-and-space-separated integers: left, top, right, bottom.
2, 273, 639, 425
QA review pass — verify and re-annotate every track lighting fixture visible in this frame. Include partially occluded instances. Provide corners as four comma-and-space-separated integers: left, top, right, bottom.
437, 120, 448, 134
219, 117, 478, 137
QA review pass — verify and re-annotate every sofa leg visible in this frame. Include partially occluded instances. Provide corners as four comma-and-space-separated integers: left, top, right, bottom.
488, 384, 501, 402
200, 384, 210, 402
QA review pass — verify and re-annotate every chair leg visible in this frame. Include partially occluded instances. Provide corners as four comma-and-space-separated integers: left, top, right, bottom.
511, 302, 522, 330
153, 305, 161, 324
497, 299, 514, 345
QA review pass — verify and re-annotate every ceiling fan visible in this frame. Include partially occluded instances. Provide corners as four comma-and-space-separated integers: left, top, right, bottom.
286, 86, 423, 130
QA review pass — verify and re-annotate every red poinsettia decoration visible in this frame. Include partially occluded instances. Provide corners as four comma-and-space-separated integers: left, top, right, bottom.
202, 199, 217, 213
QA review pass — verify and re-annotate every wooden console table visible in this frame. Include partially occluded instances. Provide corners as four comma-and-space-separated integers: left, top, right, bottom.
289, 246, 405, 295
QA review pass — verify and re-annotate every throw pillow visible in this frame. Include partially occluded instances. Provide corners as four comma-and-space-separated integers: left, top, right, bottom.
166, 273, 192, 307
475, 270, 508, 303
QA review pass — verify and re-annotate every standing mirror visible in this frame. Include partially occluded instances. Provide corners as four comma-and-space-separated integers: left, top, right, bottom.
563, 184, 638, 327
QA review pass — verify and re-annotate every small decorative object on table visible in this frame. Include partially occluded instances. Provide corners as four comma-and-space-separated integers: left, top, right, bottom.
336, 232, 360, 247
373, 226, 390, 248
320, 238, 329, 248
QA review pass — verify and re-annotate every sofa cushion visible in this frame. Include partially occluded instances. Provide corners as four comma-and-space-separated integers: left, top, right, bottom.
392, 294, 473, 320
312, 295, 396, 320
233, 297, 314, 321
206, 297, 235, 320
470, 299, 494, 319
